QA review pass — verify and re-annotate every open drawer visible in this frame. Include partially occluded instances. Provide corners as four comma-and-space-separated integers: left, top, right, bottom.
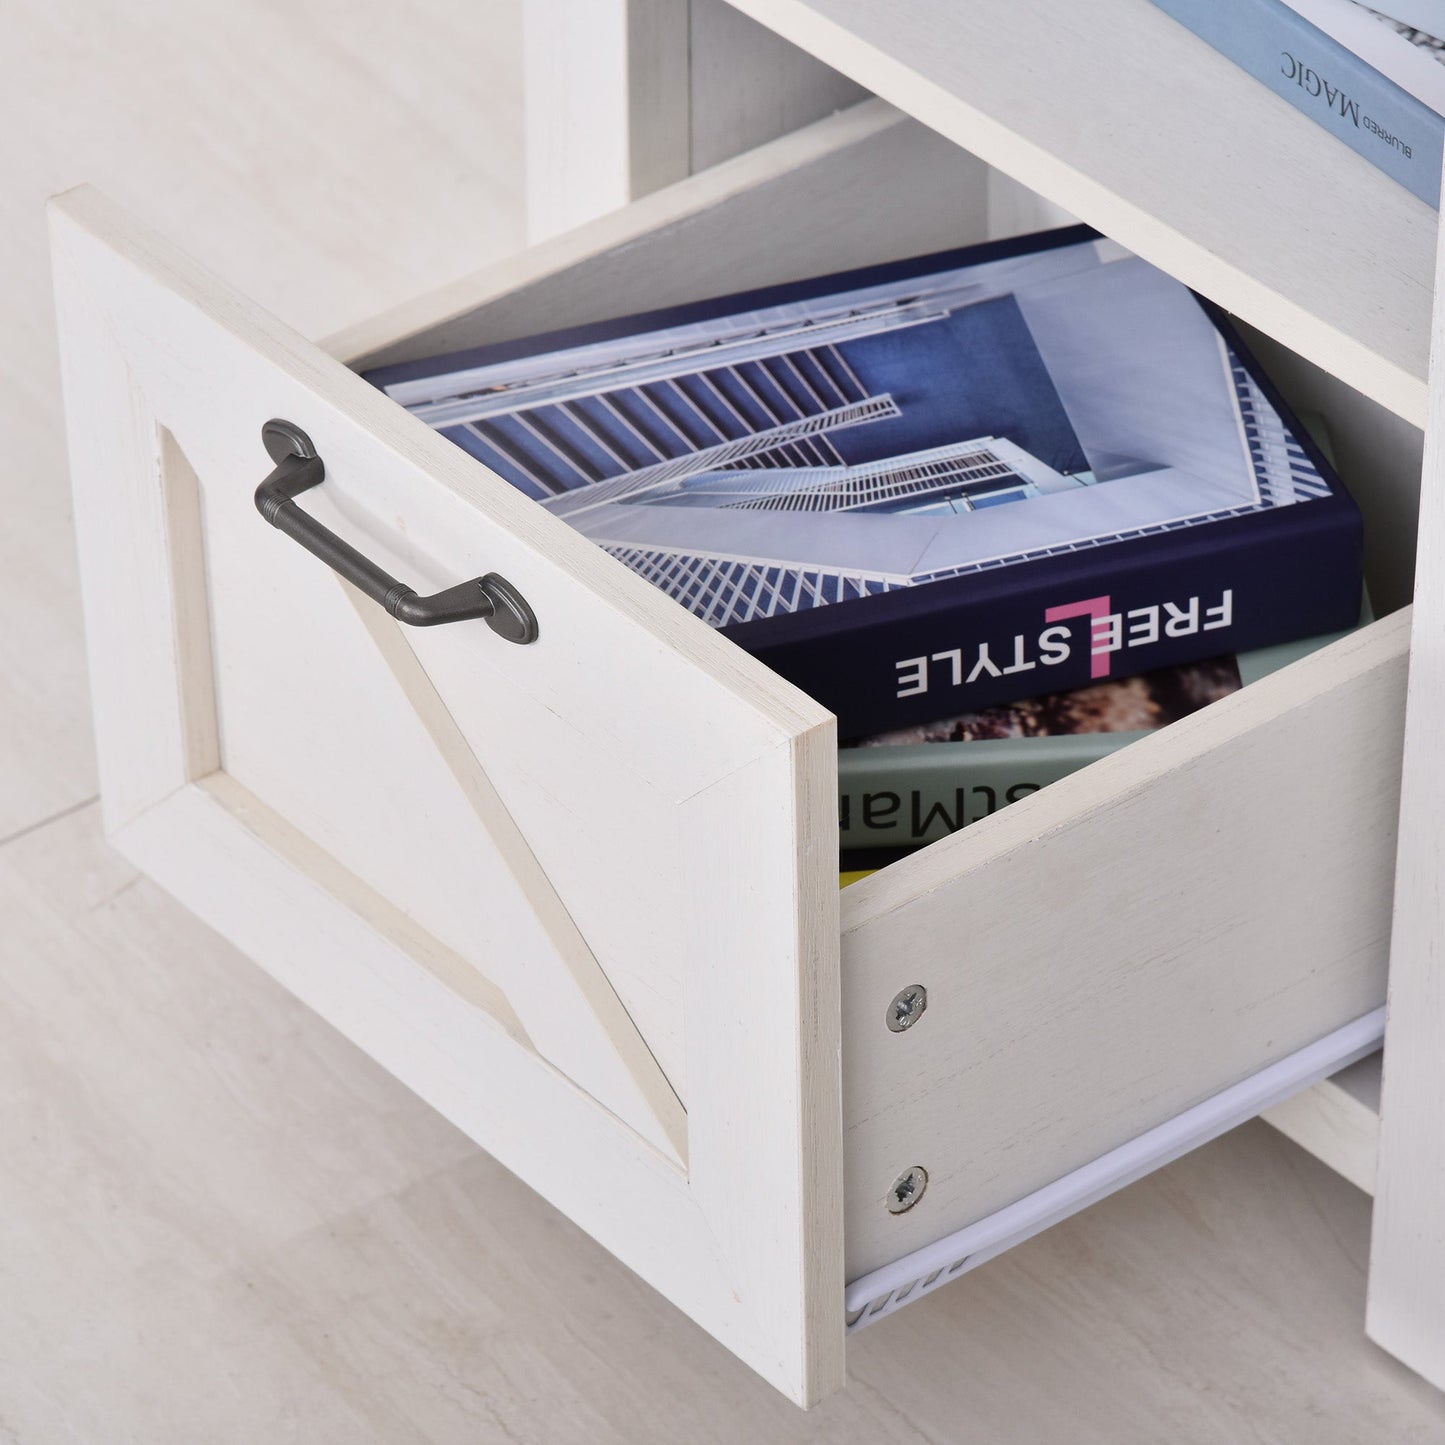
50, 100, 1410, 1406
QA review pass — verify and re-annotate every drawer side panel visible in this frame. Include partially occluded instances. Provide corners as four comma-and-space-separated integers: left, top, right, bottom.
841, 611, 1407, 1279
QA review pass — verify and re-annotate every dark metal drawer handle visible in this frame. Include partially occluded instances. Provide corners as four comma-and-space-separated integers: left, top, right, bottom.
254, 419, 538, 643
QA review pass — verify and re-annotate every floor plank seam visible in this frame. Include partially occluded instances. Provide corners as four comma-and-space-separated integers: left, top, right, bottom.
0, 793, 99, 853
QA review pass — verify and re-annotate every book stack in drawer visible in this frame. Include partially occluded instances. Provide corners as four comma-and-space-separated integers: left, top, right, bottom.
367, 223, 1365, 863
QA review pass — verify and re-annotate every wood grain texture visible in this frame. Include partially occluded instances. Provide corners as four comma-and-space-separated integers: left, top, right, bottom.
1262, 1054, 1382, 1196
56, 87, 1437, 1392
679, 732, 843, 1393
3, 805, 1444, 1441
24, 2, 1445, 1425
333, 102, 991, 370
1367, 150, 1445, 1391
49, 180, 843, 1404
49, 282, 188, 832
523, 0, 691, 241
688, 0, 867, 172
842, 610, 1409, 1279
202, 771, 528, 1039
1336, 1051, 1386, 1114
985, 167, 1080, 242
339, 580, 687, 1163
719, 0, 1436, 425
159, 430, 222, 783
113, 781, 777, 1352
521, 0, 868, 241
0, 0, 523, 843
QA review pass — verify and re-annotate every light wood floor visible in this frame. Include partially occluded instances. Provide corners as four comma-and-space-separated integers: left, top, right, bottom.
3, 2, 1445, 1440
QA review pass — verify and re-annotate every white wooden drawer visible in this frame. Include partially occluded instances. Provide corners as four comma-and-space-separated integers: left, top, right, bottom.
50, 101, 1408, 1407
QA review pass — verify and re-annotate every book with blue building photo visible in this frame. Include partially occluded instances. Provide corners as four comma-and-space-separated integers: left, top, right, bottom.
368, 226, 1362, 736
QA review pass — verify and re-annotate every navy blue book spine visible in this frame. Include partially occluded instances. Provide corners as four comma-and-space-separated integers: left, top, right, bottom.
737, 495, 1361, 739
724, 300, 1362, 738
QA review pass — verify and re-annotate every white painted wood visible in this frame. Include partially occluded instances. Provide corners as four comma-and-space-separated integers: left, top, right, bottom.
6, 805, 1445, 1443
1261, 1053, 1382, 1195
51, 73, 1440, 1404
523, 0, 691, 241
49, 183, 844, 1406
159, 429, 222, 783
841, 610, 1409, 1279
848, 1008, 1386, 1327
1335, 1051, 1386, 1115
687, 0, 867, 172
719, 0, 1436, 426
332, 103, 991, 371
1367, 153, 1445, 1392
679, 736, 842, 1377
114, 779, 779, 1351
200, 771, 528, 1040
337, 581, 688, 1161
139, 416, 691, 1163
26, 4, 1445, 1428
522, 0, 867, 241
48, 287, 191, 834
985, 167, 1080, 242
0, 0, 525, 846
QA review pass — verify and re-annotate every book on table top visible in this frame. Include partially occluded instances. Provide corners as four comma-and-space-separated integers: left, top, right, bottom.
1149, 0, 1445, 205
367, 225, 1364, 738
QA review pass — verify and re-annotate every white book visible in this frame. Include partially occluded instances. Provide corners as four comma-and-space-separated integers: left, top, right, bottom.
1282, 0, 1445, 112
1350, 0, 1445, 44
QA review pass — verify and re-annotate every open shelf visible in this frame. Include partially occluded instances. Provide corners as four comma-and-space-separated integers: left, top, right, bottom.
722, 0, 1436, 426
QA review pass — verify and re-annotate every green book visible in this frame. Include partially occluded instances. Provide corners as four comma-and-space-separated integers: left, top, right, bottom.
839, 601, 1370, 852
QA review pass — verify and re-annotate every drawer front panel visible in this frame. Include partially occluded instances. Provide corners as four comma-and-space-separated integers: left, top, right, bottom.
51, 185, 843, 1405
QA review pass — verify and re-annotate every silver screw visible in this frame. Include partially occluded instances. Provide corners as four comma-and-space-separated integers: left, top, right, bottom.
886, 984, 928, 1033
887, 1165, 928, 1214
